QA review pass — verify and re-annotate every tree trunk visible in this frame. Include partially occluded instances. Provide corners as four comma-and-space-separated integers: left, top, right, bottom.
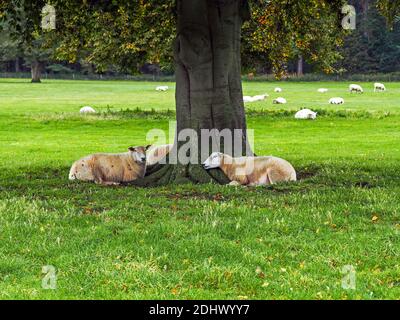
297, 55, 303, 77
130, 0, 252, 187
31, 61, 42, 83
15, 58, 20, 73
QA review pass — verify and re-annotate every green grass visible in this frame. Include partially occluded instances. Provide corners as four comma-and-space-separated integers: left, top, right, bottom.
0, 79, 399, 300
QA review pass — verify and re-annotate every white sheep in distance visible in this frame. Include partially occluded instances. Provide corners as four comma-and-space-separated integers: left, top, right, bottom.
274, 87, 282, 93
243, 94, 269, 103
273, 97, 287, 104
156, 86, 169, 92
349, 84, 363, 94
80, 106, 96, 114
318, 88, 329, 93
374, 83, 386, 92
329, 97, 344, 105
295, 109, 317, 120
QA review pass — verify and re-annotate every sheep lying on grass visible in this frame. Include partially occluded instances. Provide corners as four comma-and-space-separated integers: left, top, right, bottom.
243, 94, 269, 103
146, 144, 173, 166
295, 109, 317, 120
318, 88, 328, 93
69, 146, 150, 185
329, 97, 344, 105
273, 97, 287, 104
156, 86, 169, 92
203, 152, 296, 187
274, 87, 282, 93
349, 84, 363, 94
374, 83, 386, 92
80, 106, 96, 114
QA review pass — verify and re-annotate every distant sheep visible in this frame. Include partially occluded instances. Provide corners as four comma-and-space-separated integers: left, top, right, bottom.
273, 97, 287, 104
349, 84, 363, 94
156, 86, 169, 92
69, 146, 150, 185
80, 106, 96, 114
274, 87, 282, 93
146, 144, 173, 166
329, 97, 344, 105
318, 88, 329, 93
374, 83, 386, 92
243, 94, 268, 103
295, 109, 317, 120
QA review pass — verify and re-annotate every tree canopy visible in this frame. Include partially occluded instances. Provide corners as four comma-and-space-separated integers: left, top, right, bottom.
1, 0, 397, 77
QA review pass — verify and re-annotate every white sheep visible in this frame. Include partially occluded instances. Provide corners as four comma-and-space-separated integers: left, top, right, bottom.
243, 94, 268, 103
273, 97, 287, 104
374, 83, 386, 92
156, 86, 169, 92
318, 88, 329, 93
80, 106, 96, 114
274, 87, 282, 93
295, 109, 317, 120
329, 97, 344, 105
203, 153, 297, 186
349, 84, 363, 94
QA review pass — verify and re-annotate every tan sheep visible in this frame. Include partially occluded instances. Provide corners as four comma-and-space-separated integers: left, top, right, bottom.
203, 152, 297, 186
69, 146, 150, 185
146, 144, 173, 166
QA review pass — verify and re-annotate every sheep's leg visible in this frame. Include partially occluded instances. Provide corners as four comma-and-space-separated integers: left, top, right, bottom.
94, 177, 120, 186
228, 181, 242, 186
100, 181, 120, 186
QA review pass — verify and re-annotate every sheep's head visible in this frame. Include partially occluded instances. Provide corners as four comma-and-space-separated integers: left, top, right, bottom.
203, 152, 223, 170
128, 145, 151, 164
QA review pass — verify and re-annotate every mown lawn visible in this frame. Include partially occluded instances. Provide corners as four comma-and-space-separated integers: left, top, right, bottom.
0, 79, 399, 299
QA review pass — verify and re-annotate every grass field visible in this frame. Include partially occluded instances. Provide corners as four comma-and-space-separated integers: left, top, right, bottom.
0, 79, 399, 299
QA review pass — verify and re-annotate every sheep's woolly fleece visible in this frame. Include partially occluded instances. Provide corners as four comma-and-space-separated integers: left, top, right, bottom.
243, 94, 269, 103
295, 109, 317, 120
80, 106, 96, 114
156, 86, 169, 92
329, 97, 344, 105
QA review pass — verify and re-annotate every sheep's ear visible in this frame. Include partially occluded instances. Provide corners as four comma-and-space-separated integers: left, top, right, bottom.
128, 147, 136, 152
145, 145, 152, 151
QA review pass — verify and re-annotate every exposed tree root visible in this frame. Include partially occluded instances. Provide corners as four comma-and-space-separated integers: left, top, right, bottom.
123, 164, 230, 187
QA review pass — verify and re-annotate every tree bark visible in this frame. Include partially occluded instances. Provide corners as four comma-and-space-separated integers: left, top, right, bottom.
31, 61, 42, 83
129, 0, 251, 186
297, 55, 303, 77
15, 58, 20, 73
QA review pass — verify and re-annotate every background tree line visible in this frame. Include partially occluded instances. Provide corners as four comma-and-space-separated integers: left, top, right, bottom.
0, 0, 399, 82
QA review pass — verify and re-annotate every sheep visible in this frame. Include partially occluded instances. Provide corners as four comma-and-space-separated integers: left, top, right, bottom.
156, 86, 169, 92
203, 152, 297, 187
273, 97, 287, 104
146, 144, 173, 166
80, 106, 96, 114
349, 84, 363, 94
295, 109, 317, 120
318, 88, 329, 93
274, 87, 282, 93
69, 145, 150, 185
329, 97, 344, 105
243, 94, 268, 103
374, 83, 386, 92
